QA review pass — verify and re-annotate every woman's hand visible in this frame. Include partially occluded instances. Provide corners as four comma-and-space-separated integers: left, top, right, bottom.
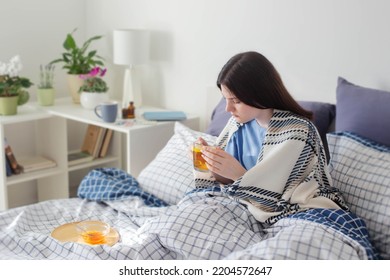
201, 146, 246, 182
188, 137, 209, 159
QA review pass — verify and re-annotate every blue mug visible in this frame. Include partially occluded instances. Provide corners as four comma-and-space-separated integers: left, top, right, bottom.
94, 101, 118, 123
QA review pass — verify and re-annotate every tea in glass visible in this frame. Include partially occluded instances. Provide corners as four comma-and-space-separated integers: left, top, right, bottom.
76, 220, 110, 245
192, 142, 208, 172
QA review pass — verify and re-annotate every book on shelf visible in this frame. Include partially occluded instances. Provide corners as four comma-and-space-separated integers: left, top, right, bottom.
92, 127, 107, 158
81, 125, 111, 159
99, 129, 113, 158
68, 151, 94, 167
143, 111, 187, 121
18, 156, 57, 173
81, 124, 102, 156
5, 156, 13, 176
4, 138, 22, 175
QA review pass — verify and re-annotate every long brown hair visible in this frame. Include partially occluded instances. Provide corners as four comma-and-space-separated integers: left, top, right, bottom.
217, 51, 312, 120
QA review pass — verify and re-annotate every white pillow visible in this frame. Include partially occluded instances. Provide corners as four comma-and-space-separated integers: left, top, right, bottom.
137, 122, 217, 205
327, 132, 390, 259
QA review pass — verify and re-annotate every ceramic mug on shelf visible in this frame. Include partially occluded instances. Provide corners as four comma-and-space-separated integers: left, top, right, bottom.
94, 101, 118, 123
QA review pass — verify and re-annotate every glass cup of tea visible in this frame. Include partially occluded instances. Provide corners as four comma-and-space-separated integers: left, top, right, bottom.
76, 220, 110, 245
192, 141, 209, 172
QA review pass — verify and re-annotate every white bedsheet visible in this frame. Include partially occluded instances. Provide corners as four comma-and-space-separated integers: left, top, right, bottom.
0, 191, 375, 260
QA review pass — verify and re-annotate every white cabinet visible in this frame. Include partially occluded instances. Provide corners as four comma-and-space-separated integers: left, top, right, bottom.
0, 107, 69, 210
0, 98, 199, 211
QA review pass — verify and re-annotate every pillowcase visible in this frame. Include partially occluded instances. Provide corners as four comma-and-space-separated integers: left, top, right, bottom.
336, 77, 390, 146
137, 122, 217, 205
327, 131, 390, 259
205, 97, 231, 136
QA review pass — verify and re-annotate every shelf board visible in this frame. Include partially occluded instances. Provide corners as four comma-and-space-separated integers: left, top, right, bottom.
6, 166, 65, 186
67, 155, 119, 172
0, 105, 51, 124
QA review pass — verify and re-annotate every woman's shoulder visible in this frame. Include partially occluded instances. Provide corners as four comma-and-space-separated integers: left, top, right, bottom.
272, 109, 314, 130
268, 109, 318, 140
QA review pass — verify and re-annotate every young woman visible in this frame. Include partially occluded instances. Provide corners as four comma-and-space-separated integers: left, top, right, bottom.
196, 51, 348, 224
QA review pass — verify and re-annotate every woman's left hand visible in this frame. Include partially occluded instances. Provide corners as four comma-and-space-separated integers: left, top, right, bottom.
201, 146, 246, 181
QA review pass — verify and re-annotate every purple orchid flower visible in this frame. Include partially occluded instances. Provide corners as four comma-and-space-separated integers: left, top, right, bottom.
79, 67, 107, 79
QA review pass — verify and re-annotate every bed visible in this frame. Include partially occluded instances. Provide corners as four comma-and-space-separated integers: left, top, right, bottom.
0, 76, 389, 260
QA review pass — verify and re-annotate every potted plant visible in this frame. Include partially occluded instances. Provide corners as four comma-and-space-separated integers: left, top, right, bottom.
50, 28, 104, 103
37, 64, 55, 106
0, 55, 33, 115
79, 67, 109, 109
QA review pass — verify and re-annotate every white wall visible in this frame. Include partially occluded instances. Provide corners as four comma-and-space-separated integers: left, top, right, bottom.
0, 0, 87, 100
2, 0, 390, 127
84, 0, 390, 129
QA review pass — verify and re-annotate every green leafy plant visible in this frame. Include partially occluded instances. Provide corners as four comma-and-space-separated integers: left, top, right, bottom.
79, 67, 108, 93
0, 55, 32, 105
38, 64, 55, 89
50, 28, 104, 74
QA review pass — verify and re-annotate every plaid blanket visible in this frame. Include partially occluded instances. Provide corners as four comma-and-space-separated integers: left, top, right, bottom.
78, 168, 168, 207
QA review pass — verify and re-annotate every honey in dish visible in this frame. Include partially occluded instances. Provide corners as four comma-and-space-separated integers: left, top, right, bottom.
81, 230, 106, 245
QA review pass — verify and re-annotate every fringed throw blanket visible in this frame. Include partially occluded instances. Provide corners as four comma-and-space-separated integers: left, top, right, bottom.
194, 110, 349, 224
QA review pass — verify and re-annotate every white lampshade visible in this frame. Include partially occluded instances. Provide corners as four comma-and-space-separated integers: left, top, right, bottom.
113, 29, 150, 66
113, 29, 150, 108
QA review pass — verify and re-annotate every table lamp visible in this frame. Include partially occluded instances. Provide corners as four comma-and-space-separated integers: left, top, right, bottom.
113, 29, 150, 108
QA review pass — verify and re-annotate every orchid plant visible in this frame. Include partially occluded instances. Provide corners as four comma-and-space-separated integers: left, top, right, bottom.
78, 67, 108, 93
0, 55, 32, 105
50, 28, 104, 75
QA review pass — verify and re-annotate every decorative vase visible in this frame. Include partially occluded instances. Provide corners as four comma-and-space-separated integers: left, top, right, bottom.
80, 91, 109, 110
0, 96, 18, 115
67, 74, 84, 104
37, 88, 55, 106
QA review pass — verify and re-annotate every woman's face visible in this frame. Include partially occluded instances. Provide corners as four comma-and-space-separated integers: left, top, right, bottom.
221, 84, 260, 124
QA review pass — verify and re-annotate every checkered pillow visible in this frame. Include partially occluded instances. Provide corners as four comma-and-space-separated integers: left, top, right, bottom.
137, 122, 217, 205
327, 131, 390, 259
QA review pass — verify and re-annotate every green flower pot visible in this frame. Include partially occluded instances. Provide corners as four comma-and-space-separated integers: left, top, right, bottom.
0, 96, 18, 115
37, 88, 55, 106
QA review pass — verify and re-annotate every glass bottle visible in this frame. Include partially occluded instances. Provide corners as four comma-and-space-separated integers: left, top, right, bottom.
127, 101, 135, 119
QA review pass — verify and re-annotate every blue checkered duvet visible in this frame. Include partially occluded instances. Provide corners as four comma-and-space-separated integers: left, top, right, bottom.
0, 189, 378, 260
0, 168, 378, 259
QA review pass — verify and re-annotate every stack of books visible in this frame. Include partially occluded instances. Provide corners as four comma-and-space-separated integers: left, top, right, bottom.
4, 138, 57, 175
67, 151, 93, 167
18, 156, 57, 173
68, 125, 113, 167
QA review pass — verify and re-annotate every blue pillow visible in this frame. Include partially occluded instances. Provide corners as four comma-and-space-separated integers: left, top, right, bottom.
205, 98, 231, 136
297, 101, 335, 138
336, 77, 390, 146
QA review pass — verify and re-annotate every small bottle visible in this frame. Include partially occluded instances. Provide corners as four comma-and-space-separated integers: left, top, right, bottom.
127, 101, 135, 119
122, 107, 128, 119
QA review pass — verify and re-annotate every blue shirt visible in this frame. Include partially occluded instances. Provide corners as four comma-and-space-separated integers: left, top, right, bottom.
225, 119, 266, 170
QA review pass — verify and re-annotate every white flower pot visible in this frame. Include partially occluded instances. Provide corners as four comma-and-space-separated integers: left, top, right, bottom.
80, 91, 109, 110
